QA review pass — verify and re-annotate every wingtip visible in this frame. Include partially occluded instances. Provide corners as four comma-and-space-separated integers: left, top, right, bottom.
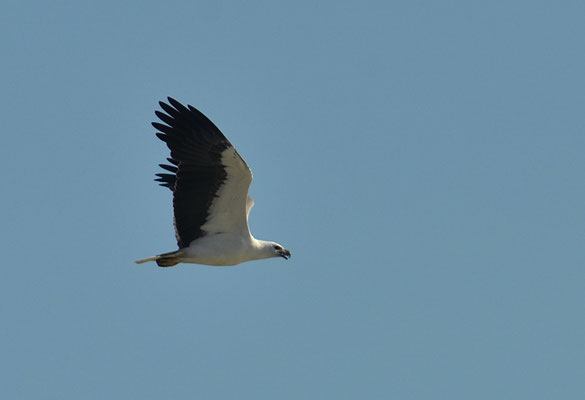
167, 96, 180, 107
167, 97, 190, 113
154, 110, 168, 119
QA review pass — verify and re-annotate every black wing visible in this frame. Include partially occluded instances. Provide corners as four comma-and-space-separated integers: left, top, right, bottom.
153, 97, 232, 248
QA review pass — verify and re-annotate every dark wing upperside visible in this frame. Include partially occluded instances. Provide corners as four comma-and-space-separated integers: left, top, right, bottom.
153, 97, 252, 248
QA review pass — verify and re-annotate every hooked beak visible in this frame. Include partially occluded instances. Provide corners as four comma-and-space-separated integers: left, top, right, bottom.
278, 249, 291, 260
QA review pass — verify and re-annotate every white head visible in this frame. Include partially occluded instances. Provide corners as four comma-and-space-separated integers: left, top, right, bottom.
257, 240, 291, 260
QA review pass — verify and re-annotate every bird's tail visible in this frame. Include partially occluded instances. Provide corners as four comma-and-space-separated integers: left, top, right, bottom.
135, 250, 183, 267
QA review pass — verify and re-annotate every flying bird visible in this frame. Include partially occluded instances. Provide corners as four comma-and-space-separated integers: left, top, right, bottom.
135, 97, 291, 267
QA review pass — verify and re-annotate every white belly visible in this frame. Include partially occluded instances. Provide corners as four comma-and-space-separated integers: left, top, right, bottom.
181, 233, 253, 266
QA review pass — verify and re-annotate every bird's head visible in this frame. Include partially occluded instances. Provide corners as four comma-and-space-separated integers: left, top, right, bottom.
269, 242, 291, 260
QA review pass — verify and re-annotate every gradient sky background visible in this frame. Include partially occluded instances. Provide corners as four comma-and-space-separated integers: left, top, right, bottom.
1, 0, 584, 398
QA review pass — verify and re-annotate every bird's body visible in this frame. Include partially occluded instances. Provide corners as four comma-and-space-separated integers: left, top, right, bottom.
135, 97, 290, 267
137, 234, 277, 266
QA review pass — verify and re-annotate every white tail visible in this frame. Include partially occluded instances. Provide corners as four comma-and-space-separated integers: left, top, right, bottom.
135, 250, 182, 267
135, 256, 158, 264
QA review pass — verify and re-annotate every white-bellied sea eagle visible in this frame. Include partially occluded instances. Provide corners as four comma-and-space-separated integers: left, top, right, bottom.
135, 97, 291, 267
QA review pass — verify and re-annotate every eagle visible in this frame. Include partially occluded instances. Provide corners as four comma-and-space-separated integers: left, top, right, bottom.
136, 97, 291, 267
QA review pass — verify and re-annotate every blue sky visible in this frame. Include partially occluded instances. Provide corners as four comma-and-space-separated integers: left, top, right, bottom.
1, 0, 584, 398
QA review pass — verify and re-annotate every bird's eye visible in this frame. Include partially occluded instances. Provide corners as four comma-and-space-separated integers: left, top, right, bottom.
273, 245, 281, 250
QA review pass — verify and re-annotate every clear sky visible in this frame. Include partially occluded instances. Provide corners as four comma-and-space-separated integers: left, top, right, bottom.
1, 0, 584, 398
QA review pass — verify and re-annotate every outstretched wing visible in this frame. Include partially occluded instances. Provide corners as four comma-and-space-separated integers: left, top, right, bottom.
153, 97, 253, 248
